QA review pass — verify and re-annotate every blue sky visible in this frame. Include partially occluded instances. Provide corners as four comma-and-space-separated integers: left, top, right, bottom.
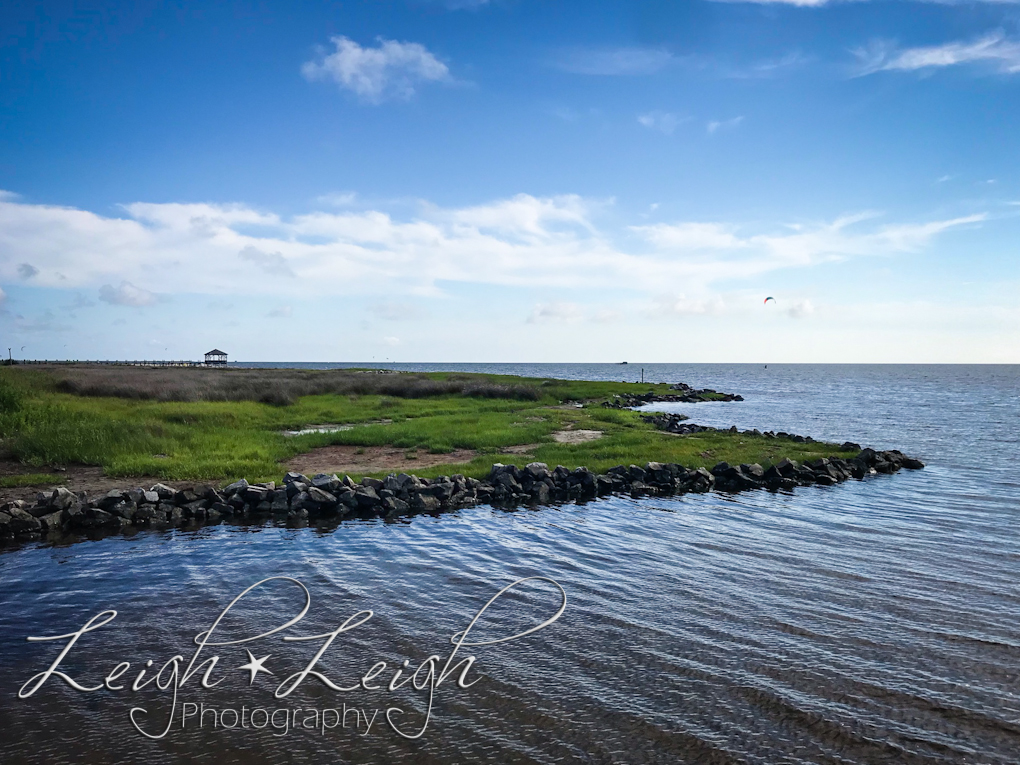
1, 0, 1018, 362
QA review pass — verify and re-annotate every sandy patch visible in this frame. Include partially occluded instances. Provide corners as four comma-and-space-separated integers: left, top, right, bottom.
286, 445, 477, 477
551, 429, 603, 444
281, 419, 392, 437
498, 444, 541, 455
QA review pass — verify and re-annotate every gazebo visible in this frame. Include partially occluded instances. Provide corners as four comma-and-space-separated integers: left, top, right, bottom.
204, 349, 228, 365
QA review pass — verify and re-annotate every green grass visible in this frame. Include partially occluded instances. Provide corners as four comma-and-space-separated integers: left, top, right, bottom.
0, 473, 64, 489
0, 366, 858, 485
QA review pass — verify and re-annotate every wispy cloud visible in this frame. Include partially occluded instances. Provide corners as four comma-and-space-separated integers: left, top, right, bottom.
302, 36, 452, 103
707, 116, 744, 134
648, 294, 727, 318
238, 245, 295, 277
527, 302, 585, 323
98, 281, 159, 307
637, 111, 689, 135
267, 306, 293, 318
315, 192, 357, 207
855, 32, 1020, 76
786, 299, 815, 318
635, 222, 746, 250
553, 46, 674, 75
370, 300, 428, 321
17, 263, 38, 279
0, 194, 984, 307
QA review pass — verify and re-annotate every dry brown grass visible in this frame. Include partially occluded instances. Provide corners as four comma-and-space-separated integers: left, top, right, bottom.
40, 365, 540, 406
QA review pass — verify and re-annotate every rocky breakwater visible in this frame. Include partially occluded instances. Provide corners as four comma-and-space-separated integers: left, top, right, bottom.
603, 382, 744, 409
0, 448, 924, 544
642, 413, 844, 441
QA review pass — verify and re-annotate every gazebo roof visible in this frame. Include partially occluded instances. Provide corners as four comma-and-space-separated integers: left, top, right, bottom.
205, 349, 227, 355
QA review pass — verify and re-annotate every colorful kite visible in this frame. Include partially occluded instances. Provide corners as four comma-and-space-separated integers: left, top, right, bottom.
764, 296, 776, 305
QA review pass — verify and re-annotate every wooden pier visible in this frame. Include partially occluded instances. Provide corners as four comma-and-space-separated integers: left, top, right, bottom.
14, 360, 210, 367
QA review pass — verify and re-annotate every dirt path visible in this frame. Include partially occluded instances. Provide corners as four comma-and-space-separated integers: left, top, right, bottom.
285, 445, 479, 477
0, 461, 188, 503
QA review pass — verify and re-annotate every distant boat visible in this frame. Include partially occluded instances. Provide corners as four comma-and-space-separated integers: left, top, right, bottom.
619, 361, 628, 365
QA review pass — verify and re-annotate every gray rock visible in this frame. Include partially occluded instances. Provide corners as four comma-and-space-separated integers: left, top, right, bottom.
151, 483, 177, 500
307, 487, 338, 506
98, 489, 126, 509
83, 508, 118, 528
7, 507, 42, 533
525, 462, 550, 480
133, 505, 156, 523
243, 485, 269, 504
223, 478, 249, 495
49, 487, 77, 511
382, 497, 410, 515
529, 483, 551, 504
311, 474, 342, 493
38, 511, 65, 530
355, 487, 380, 507
108, 501, 137, 520
410, 493, 440, 513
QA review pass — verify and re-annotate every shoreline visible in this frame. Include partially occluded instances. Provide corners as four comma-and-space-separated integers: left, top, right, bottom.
0, 437, 924, 548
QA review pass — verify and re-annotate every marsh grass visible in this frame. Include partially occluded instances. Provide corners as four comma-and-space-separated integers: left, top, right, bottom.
0, 366, 856, 484
44, 365, 541, 405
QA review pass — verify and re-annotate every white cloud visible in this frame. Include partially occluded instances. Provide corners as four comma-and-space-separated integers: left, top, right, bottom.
0, 287, 5, 304
527, 302, 585, 323
315, 192, 358, 207
637, 111, 688, 135
855, 32, 1020, 76
383, 336, 400, 346
553, 46, 674, 75
0, 194, 985, 308
238, 245, 295, 276
785, 299, 815, 318
267, 306, 293, 318
634, 222, 746, 250
707, 116, 744, 134
592, 309, 623, 323
98, 281, 159, 307
370, 301, 427, 321
302, 36, 452, 103
649, 294, 727, 318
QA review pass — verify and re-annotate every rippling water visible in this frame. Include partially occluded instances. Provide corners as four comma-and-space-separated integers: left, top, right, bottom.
2, 365, 1019, 764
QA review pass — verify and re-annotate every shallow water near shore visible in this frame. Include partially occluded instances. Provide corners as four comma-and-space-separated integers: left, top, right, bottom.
2, 364, 1019, 764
